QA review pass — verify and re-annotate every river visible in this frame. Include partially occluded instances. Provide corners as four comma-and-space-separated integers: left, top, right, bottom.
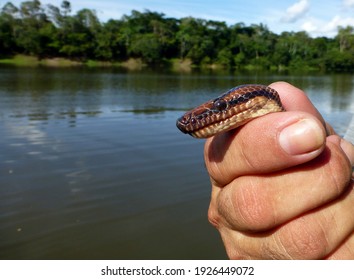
0, 67, 353, 259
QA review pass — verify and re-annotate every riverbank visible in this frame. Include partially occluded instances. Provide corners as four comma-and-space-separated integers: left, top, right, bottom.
0, 55, 192, 71
0, 55, 322, 73
0, 55, 112, 67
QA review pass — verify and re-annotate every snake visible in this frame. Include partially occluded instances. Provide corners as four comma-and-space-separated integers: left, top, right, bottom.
176, 84, 285, 138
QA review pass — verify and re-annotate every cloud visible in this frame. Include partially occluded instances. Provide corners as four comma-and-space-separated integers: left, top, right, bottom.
282, 0, 310, 23
324, 15, 354, 32
301, 15, 354, 37
343, 0, 354, 7
301, 20, 318, 33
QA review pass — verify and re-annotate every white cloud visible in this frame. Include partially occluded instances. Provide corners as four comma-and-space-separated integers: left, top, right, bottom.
301, 20, 318, 33
324, 15, 354, 32
282, 0, 310, 23
301, 15, 354, 37
343, 0, 354, 7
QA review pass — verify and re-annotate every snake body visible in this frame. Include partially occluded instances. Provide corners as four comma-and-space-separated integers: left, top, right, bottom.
176, 84, 285, 138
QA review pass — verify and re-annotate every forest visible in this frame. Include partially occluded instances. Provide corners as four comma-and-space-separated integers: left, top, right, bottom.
1, 0, 354, 71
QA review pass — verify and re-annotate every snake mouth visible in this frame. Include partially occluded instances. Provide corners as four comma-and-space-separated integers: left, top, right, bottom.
176, 105, 260, 138
176, 101, 217, 137
176, 85, 284, 138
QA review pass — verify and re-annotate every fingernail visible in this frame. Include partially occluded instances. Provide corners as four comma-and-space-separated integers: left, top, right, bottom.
279, 118, 325, 155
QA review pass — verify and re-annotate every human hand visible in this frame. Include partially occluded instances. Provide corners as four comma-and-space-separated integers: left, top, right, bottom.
205, 82, 354, 259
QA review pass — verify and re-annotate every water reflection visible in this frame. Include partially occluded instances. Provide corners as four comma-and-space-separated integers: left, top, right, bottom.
1, 67, 353, 118
0, 67, 353, 259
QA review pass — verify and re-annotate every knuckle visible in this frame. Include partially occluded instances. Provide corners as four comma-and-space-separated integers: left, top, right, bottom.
220, 180, 275, 231
327, 146, 352, 194
231, 180, 277, 230
238, 135, 259, 171
278, 217, 329, 259
208, 203, 221, 229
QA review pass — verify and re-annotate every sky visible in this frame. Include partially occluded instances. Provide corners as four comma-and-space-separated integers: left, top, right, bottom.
3, 0, 354, 37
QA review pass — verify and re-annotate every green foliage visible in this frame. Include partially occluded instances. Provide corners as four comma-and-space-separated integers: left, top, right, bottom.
217, 47, 233, 67
129, 33, 162, 63
1, 0, 354, 71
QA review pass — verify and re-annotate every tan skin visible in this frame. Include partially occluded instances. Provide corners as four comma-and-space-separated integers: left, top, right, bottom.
205, 82, 354, 259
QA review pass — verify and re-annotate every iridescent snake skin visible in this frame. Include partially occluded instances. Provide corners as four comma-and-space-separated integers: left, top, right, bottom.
176, 84, 285, 138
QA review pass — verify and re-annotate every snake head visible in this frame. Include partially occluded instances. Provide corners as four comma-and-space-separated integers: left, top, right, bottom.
176, 101, 215, 136
176, 112, 192, 133
176, 85, 284, 138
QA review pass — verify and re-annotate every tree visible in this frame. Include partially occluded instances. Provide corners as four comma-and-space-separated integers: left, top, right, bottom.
129, 33, 162, 63
13, 0, 58, 57
0, 2, 19, 55
58, 9, 100, 59
176, 17, 214, 64
95, 19, 127, 61
217, 47, 233, 67
336, 26, 354, 53
61, 0, 71, 17
2, 0, 354, 71
2, 2, 19, 16
118, 10, 178, 64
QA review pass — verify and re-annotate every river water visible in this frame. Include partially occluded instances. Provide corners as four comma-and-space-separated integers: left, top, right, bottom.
0, 67, 353, 259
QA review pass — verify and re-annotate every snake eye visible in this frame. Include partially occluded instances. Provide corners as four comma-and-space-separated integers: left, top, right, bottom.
213, 99, 227, 111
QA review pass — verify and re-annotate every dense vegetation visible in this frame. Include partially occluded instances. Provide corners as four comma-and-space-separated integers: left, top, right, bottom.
1, 0, 354, 71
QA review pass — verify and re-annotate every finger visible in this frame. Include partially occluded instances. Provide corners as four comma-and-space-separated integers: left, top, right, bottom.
214, 136, 352, 231
205, 81, 329, 187
273, 180, 354, 259
340, 138, 354, 167
327, 231, 354, 259
269, 82, 326, 123
205, 111, 326, 186
219, 179, 354, 260
270, 81, 337, 136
